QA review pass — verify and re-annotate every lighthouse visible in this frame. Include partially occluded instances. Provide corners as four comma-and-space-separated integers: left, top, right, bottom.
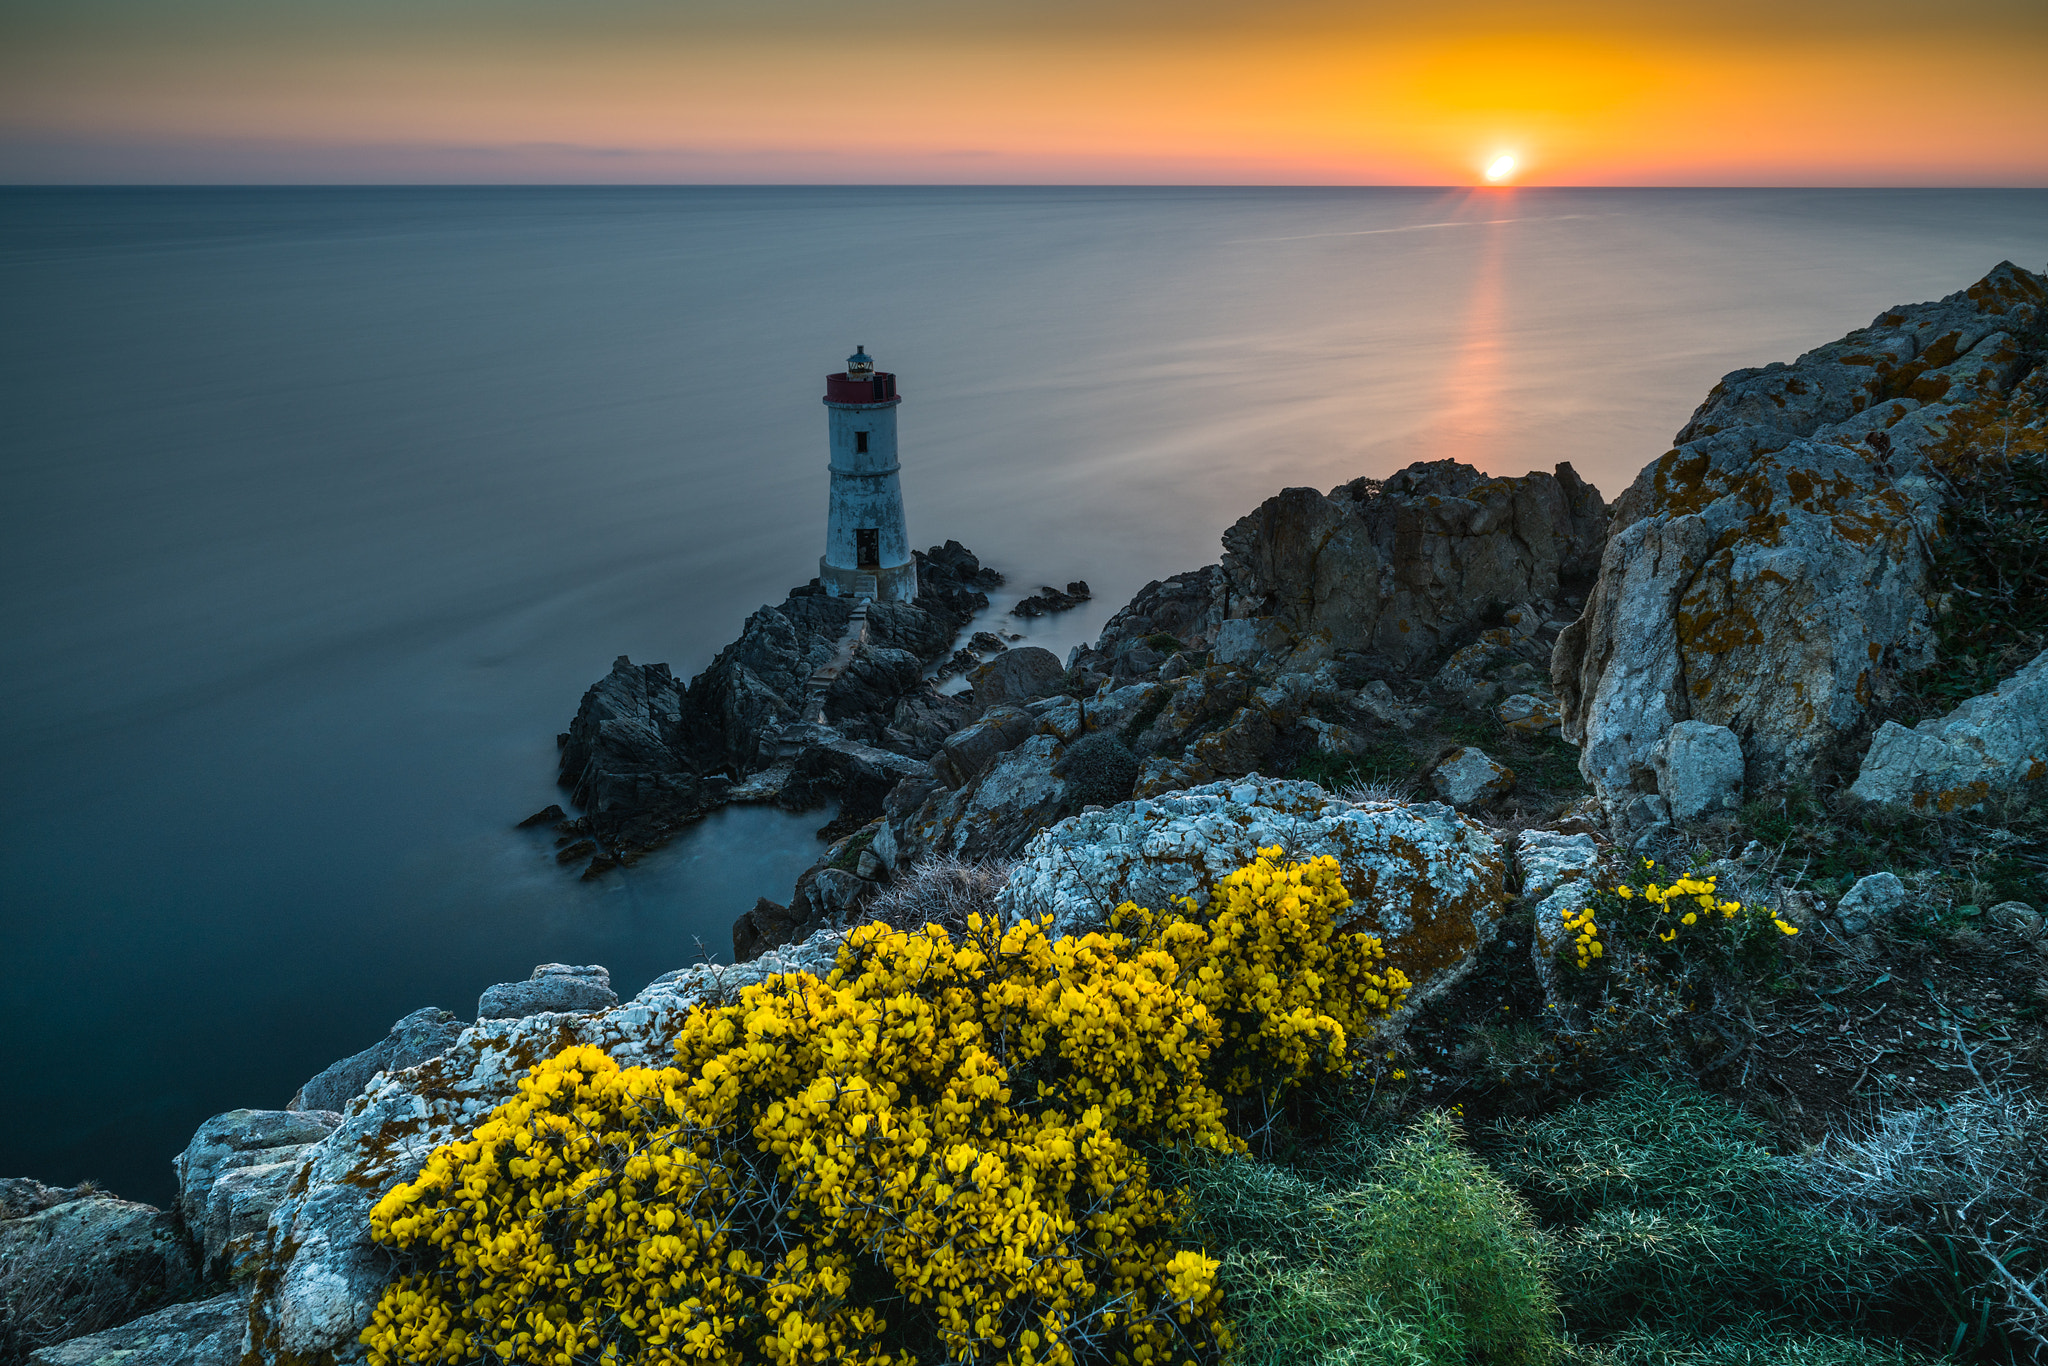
819, 346, 917, 603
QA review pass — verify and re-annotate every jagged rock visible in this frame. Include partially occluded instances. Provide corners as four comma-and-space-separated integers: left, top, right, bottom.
997, 778, 1504, 1017
1212, 618, 1271, 667
1557, 261, 2048, 827
1089, 567, 1224, 661
1220, 462, 1606, 672
288, 1008, 466, 1113
555, 656, 706, 847
1651, 720, 1746, 822
1835, 872, 1907, 936
1498, 693, 1562, 737
1430, 748, 1515, 809
1848, 648, 2048, 813
175, 1110, 342, 1281
776, 736, 927, 835
969, 631, 1007, 654
27, 1289, 250, 1366
243, 936, 847, 1366
0, 1181, 87, 1222
732, 897, 798, 962
966, 647, 1066, 711
913, 735, 1069, 861
476, 964, 617, 1020
931, 707, 1039, 790
0, 1196, 197, 1363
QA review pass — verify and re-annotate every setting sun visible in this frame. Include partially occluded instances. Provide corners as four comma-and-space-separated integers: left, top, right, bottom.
1484, 154, 1518, 183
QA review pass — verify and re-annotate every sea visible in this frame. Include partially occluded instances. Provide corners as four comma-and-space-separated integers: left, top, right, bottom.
3, 185, 2043, 1205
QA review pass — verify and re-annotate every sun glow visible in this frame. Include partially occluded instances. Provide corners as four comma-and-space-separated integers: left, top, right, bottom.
1483, 153, 1517, 182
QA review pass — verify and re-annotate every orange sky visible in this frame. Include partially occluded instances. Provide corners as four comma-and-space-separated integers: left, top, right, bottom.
2, 0, 2043, 183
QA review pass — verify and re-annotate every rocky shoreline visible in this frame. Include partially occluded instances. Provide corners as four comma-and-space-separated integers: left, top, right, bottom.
7, 261, 2048, 1366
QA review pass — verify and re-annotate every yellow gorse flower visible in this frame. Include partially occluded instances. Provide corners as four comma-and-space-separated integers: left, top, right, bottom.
361, 849, 1403, 1366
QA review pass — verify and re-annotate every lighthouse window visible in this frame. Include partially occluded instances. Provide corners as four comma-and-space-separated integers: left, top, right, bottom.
856, 528, 880, 568
855, 430, 869, 454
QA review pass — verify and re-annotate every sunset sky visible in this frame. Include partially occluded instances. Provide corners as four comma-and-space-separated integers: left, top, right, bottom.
2, 0, 2044, 184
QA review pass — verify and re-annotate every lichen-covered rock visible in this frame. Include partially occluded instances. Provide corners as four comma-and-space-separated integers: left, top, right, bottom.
1498, 693, 1562, 737
288, 1008, 466, 1114
26, 1289, 249, 1366
475, 964, 617, 1020
1557, 261, 2048, 828
1848, 648, 2048, 814
1651, 720, 1745, 822
245, 937, 845, 1366
1430, 747, 1516, 809
1835, 871, 1907, 936
996, 778, 1505, 1015
1221, 462, 1607, 671
930, 706, 1037, 790
174, 1110, 342, 1281
1, 1196, 197, 1363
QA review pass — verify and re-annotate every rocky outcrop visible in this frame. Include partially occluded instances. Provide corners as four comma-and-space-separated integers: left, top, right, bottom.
26, 1290, 249, 1366
476, 964, 617, 1020
962, 647, 1066, 712
1557, 261, 2048, 829
997, 778, 1505, 1017
287, 1008, 465, 1114
1848, 647, 2048, 814
242, 937, 846, 1366
174, 1111, 342, 1283
551, 543, 999, 868
1215, 461, 1607, 671
1, 1195, 197, 1364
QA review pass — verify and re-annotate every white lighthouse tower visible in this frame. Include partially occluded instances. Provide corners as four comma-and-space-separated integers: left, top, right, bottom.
819, 346, 917, 603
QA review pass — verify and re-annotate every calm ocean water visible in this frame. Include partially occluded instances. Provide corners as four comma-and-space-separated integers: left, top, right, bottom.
3, 186, 2043, 1203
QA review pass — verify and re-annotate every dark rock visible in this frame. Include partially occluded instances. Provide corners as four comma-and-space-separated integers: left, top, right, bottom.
969, 632, 1007, 654
932, 706, 1039, 790
515, 804, 565, 829
1090, 567, 1225, 662
1220, 460, 1607, 672
966, 647, 1066, 711
733, 896, 799, 962
287, 1007, 467, 1114
0, 1182, 86, 1223
476, 964, 617, 1020
1066, 581, 1091, 599
1011, 585, 1087, 617
554, 839, 596, 865
0, 1195, 198, 1363
28, 1288, 250, 1366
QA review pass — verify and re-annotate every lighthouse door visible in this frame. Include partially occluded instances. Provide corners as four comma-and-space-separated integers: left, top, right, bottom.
855, 527, 880, 569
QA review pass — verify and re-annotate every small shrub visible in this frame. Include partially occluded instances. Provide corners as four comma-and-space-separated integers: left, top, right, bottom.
859, 855, 1013, 935
1807, 1088, 2048, 1360
1059, 731, 1140, 808
1180, 1115, 1560, 1366
1490, 1080, 1912, 1341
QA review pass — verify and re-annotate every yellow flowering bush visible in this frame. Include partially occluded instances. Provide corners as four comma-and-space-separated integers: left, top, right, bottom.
1558, 859, 1797, 985
361, 849, 1405, 1366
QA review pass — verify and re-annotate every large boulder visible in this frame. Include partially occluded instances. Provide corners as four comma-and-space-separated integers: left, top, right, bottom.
242, 938, 846, 1366
1556, 261, 2048, 827
1848, 647, 2048, 813
175, 1110, 343, 1281
1429, 747, 1516, 810
0, 1195, 197, 1363
475, 964, 617, 1020
996, 778, 1506, 1015
27, 1289, 249, 1366
1219, 461, 1607, 671
288, 1008, 466, 1113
